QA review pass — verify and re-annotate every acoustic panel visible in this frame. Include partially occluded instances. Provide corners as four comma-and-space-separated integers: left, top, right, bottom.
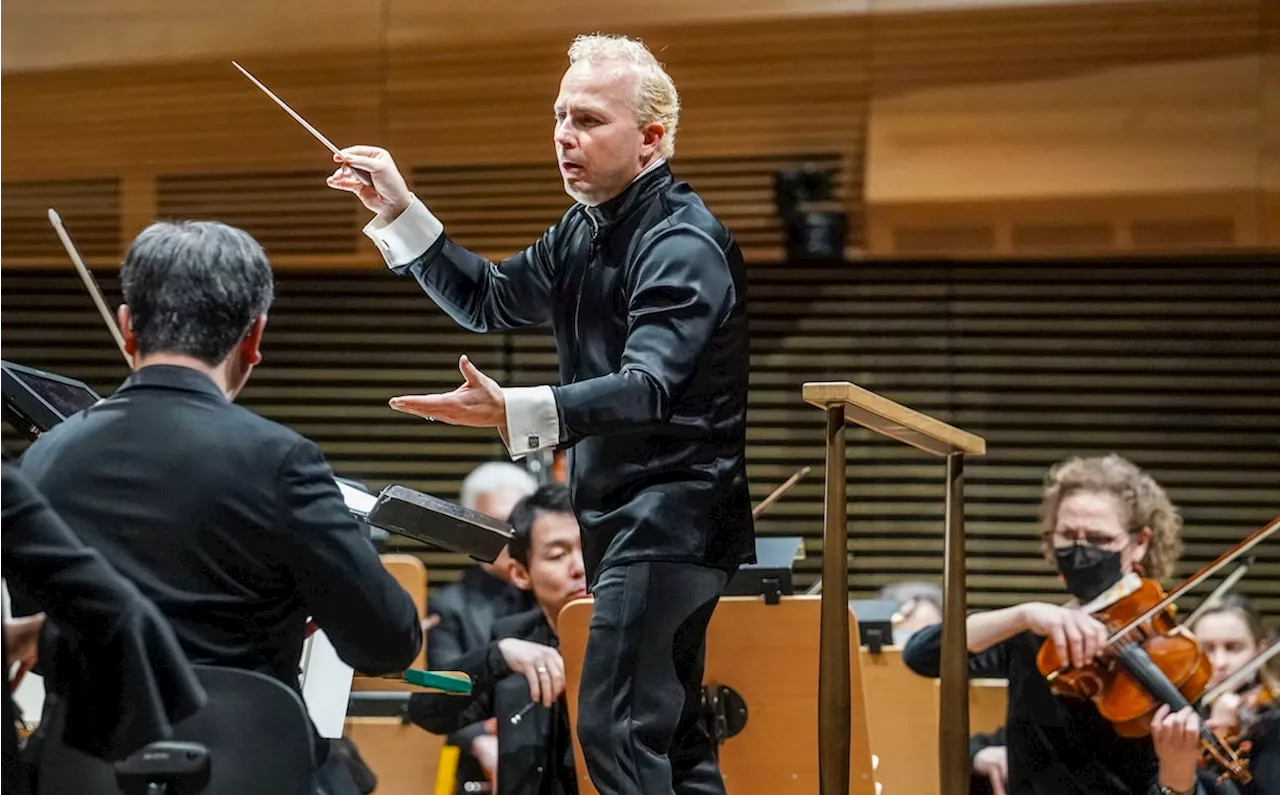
3, 258, 1276, 619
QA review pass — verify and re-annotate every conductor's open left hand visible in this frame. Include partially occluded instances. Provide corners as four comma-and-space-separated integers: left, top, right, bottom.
390, 355, 508, 436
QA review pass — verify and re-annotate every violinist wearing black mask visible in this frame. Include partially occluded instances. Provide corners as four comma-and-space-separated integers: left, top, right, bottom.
903, 454, 1209, 795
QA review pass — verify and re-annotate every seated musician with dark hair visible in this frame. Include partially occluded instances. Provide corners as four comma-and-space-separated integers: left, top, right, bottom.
903, 454, 1214, 795
1188, 594, 1279, 794
408, 483, 586, 795
16, 220, 423, 795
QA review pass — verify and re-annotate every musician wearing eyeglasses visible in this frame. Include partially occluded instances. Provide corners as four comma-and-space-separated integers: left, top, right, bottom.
903, 454, 1214, 795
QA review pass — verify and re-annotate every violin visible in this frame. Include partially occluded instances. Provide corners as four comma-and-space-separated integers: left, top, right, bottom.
1035, 576, 1253, 782
1035, 515, 1280, 787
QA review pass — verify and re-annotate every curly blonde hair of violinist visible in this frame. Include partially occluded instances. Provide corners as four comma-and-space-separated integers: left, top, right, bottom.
568, 33, 680, 159
1039, 454, 1183, 581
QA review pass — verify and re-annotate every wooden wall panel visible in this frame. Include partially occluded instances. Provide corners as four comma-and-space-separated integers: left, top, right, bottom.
865, 0, 1260, 96
864, 55, 1271, 255
5, 1, 1277, 260
4, 261, 1277, 614
1, 179, 120, 258
1264, 2, 1280, 245
1, 18, 868, 265
1, 0, 864, 74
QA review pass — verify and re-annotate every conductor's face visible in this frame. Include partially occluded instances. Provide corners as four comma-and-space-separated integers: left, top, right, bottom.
554, 60, 664, 207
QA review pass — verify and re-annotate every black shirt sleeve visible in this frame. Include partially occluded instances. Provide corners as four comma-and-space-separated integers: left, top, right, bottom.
901, 622, 1013, 681
969, 725, 1007, 759
551, 225, 737, 445
400, 226, 559, 332
273, 437, 423, 675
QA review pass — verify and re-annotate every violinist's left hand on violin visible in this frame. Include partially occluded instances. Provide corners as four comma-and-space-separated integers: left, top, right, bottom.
389, 355, 509, 437
1151, 704, 1201, 794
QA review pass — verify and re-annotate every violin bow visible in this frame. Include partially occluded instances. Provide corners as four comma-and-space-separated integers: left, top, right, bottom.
1105, 516, 1280, 646
1183, 555, 1256, 628
47, 209, 131, 365
752, 465, 811, 519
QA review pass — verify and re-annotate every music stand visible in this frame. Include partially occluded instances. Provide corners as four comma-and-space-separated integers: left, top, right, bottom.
2, 360, 102, 441
358, 485, 513, 563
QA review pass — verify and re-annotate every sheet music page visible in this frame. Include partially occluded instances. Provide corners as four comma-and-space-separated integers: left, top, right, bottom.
299, 629, 355, 739
337, 481, 377, 515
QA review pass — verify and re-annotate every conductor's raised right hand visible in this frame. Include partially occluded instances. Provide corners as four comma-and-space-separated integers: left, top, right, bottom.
327, 146, 413, 219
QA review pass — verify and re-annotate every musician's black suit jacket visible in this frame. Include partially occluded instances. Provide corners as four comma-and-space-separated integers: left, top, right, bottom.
425, 566, 534, 762
409, 608, 576, 795
17, 364, 423, 691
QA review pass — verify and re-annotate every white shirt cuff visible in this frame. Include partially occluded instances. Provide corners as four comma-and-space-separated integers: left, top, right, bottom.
362, 195, 444, 269
503, 386, 560, 460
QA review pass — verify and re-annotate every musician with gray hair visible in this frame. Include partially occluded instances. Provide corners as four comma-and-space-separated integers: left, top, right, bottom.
329, 32, 754, 795
19, 219, 422, 795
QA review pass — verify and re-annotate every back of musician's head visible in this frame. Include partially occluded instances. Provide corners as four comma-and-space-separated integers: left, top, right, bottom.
120, 220, 274, 365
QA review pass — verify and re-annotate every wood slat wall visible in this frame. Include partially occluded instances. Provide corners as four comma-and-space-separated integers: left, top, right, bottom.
4, 1, 1276, 259
4, 259, 1277, 616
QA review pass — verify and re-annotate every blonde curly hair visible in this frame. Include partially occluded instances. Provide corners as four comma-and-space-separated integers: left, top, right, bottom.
568, 33, 680, 159
1039, 454, 1183, 581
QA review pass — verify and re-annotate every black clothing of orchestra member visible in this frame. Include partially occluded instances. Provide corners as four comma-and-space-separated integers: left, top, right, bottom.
19, 367, 422, 780
1237, 712, 1280, 795
410, 608, 576, 795
428, 569, 536, 671
2, 457, 206, 795
903, 624, 1208, 795
427, 566, 535, 788
17, 219, 422, 794
969, 725, 1006, 795
368, 160, 754, 794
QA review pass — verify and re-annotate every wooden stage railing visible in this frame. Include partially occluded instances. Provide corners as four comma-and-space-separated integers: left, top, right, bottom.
802, 381, 986, 795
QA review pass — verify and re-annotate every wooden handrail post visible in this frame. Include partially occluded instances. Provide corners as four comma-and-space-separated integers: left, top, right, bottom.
819, 405, 851, 795
939, 453, 971, 793
803, 381, 985, 795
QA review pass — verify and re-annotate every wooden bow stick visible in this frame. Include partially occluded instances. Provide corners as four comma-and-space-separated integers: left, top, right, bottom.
47, 208, 130, 364
752, 465, 811, 519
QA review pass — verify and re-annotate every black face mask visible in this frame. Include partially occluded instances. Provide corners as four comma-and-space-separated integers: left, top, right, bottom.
1055, 544, 1124, 602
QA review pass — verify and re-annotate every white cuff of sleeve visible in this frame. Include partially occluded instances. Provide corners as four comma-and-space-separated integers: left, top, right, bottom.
362, 195, 444, 269
503, 386, 560, 460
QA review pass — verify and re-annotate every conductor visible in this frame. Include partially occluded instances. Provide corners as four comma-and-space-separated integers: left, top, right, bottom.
327, 33, 754, 795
